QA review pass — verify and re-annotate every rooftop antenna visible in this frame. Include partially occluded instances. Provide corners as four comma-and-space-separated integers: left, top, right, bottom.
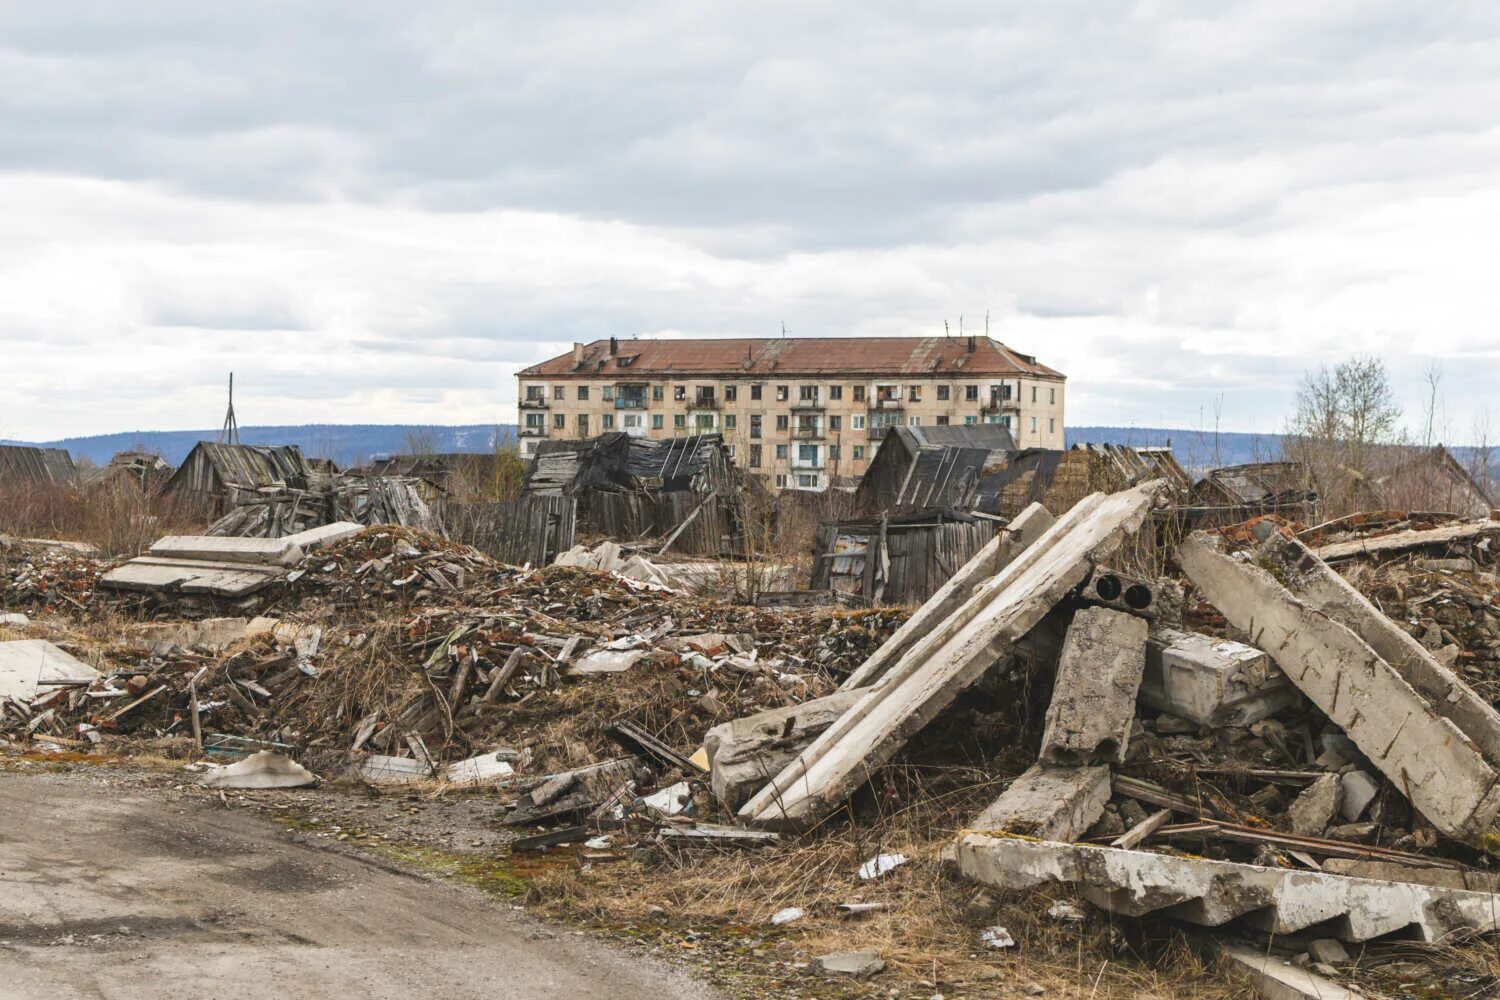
985, 309, 990, 338
781, 321, 787, 338
219, 372, 240, 445
944, 319, 950, 337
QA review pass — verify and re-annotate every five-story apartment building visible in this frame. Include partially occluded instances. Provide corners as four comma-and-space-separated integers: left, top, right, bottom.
515, 336, 1065, 490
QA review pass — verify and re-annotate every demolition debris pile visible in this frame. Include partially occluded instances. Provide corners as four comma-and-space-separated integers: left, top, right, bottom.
6, 492, 1500, 997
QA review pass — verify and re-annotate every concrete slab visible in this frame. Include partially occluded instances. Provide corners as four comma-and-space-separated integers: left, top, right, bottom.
200, 751, 317, 789
1178, 532, 1500, 841
955, 832, 1500, 943
1040, 606, 1147, 766
0, 640, 100, 702
1219, 943, 1359, 1000
1140, 628, 1298, 727
1255, 523, 1500, 772
704, 690, 864, 811
280, 521, 362, 553
100, 558, 285, 598
741, 481, 1164, 831
841, 502, 1054, 690
970, 763, 1110, 841
149, 535, 305, 567
1313, 520, 1500, 562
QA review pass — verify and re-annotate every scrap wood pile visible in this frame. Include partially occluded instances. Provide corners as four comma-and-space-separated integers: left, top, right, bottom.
206, 475, 441, 539
0, 536, 106, 611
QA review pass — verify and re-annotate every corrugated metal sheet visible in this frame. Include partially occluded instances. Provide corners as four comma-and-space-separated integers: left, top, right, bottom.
519, 336, 1064, 380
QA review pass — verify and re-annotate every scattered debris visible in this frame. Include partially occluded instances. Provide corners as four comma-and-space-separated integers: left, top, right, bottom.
199, 750, 318, 789
809, 951, 886, 978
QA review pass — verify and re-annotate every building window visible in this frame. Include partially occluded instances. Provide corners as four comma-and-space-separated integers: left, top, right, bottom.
652, 414, 664, 429
936, 415, 949, 425
750, 414, 762, 438
751, 384, 763, 401
799, 385, 818, 402
828, 415, 841, 431
852, 414, 866, 430
1049, 387, 1056, 404
624, 414, 642, 430
776, 414, 788, 431
774, 385, 788, 401
525, 413, 544, 429
695, 413, 715, 431
724, 385, 737, 402
853, 385, 866, 402
652, 384, 664, 401
775, 444, 788, 459
553, 385, 565, 400
797, 474, 818, 488
965, 385, 979, 402
964, 415, 977, 425
1030, 416, 1038, 432
908, 385, 921, 402
674, 385, 686, 401
553, 413, 565, 429
798, 444, 818, 465
829, 385, 842, 401
1048, 417, 1055, 433
602, 413, 614, 429
525, 384, 545, 401
775, 474, 787, 489
577, 386, 589, 401
724, 413, 736, 430
602, 385, 614, 401
829, 444, 841, 461
749, 444, 762, 468
578, 413, 589, 434
853, 445, 865, 460
694, 386, 716, 406
1031, 385, 1037, 403
674, 414, 686, 429
942, 385, 956, 401
908, 415, 920, 426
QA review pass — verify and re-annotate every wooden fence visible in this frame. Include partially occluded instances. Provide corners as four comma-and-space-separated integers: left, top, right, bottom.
447, 495, 577, 567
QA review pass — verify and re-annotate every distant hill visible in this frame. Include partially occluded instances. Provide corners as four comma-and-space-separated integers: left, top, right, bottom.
3, 424, 517, 469
1066, 426, 1284, 473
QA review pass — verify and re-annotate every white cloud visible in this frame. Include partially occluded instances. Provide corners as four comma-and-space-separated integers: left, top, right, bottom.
3, 2, 1500, 440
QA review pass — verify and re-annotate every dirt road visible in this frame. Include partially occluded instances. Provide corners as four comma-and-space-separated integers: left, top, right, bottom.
0, 770, 722, 1000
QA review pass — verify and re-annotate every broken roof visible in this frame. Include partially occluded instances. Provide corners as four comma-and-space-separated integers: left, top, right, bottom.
1193, 461, 1312, 507
0, 445, 77, 487
525, 432, 734, 497
163, 442, 312, 497
518, 336, 1064, 380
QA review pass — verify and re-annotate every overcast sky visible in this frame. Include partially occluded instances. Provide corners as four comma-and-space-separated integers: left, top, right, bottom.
4, 2, 1499, 442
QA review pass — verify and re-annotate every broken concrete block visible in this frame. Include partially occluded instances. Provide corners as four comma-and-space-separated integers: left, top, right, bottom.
1254, 524, 1500, 775
955, 832, 1500, 943
1312, 519, 1500, 562
1286, 773, 1342, 837
741, 482, 1164, 830
1040, 606, 1147, 766
971, 763, 1110, 841
0, 612, 29, 627
1306, 938, 1349, 965
1219, 943, 1360, 1000
842, 501, 1055, 690
1140, 628, 1298, 727
200, 751, 317, 789
810, 952, 885, 977
1178, 532, 1500, 841
1339, 771, 1379, 822
704, 690, 863, 811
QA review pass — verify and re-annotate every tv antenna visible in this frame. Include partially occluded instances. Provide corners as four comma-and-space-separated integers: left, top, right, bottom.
219, 373, 240, 445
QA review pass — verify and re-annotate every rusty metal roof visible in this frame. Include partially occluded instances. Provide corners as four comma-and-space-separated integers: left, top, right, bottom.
518, 336, 1064, 380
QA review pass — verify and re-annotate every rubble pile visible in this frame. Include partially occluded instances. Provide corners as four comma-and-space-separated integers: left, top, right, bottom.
0, 536, 106, 611
8, 495, 1500, 996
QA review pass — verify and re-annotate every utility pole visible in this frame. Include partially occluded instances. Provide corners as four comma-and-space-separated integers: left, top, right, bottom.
219, 373, 240, 445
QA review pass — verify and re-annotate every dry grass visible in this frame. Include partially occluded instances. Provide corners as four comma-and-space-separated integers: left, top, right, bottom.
0, 481, 207, 557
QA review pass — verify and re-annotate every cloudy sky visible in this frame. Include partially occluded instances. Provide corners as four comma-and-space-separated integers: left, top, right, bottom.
4, 2, 1499, 442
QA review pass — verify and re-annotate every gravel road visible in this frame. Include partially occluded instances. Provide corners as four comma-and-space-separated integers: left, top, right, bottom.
0, 769, 722, 1000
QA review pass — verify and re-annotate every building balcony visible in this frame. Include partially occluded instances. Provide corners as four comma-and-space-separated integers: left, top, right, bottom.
685, 397, 721, 410
868, 425, 898, 440
613, 397, 647, 410
790, 399, 824, 411
520, 398, 549, 410
519, 425, 549, 437
791, 460, 825, 471
981, 398, 1020, 414
872, 397, 905, 411
791, 426, 824, 440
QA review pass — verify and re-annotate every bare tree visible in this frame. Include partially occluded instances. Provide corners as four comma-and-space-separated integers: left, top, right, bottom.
403, 428, 439, 456
1283, 355, 1403, 516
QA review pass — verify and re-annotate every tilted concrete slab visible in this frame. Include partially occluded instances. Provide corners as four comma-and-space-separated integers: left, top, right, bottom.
970, 763, 1110, 841
1140, 627, 1298, 727
0, 639, 100, 702
704, 690, 864, 811
1254, 522, 1500, 771
280, 521, 362, 553
1313, 520, 1500, 562
740, 481, 1164, 831
1178, 532, 1500, 841
841, 502, 1055, 690
1040, 606, 1147, 766
149, 535, 307, 567
100, 558, 285, 598
955, 833, 1500, 943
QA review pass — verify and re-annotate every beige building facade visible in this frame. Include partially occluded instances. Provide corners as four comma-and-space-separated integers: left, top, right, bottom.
515, 336, 1066, 490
